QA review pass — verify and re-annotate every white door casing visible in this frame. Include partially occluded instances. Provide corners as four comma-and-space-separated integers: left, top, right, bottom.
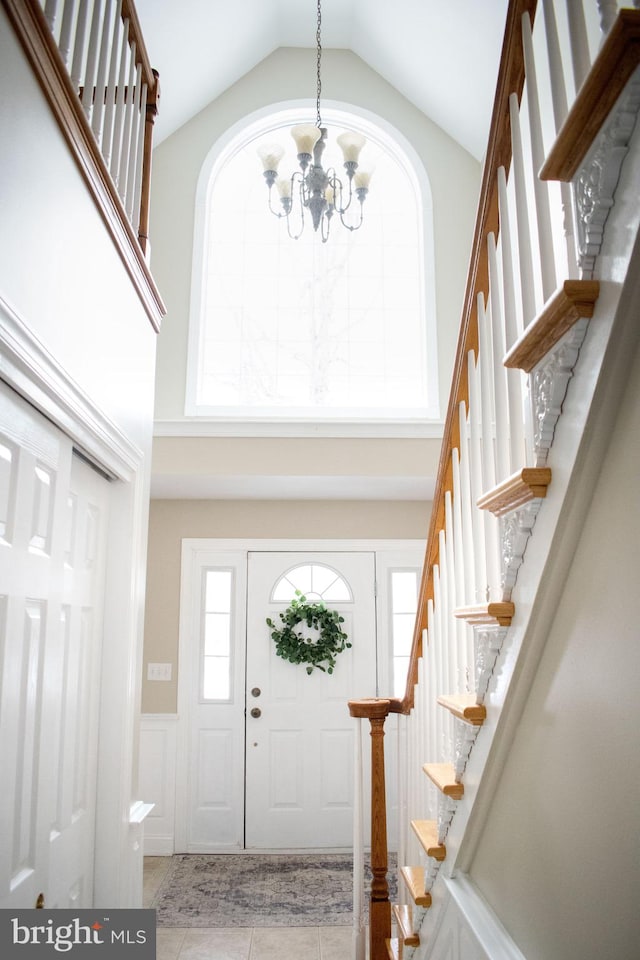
176, 548, 247, 853
176, 539, 424, 853
0, 383, 109, 908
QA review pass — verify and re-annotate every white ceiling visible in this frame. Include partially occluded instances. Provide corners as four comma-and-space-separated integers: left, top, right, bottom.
137, 0, 509, 160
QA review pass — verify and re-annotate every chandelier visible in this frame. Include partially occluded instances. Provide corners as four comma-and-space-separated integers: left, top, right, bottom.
257, 0, 372, 242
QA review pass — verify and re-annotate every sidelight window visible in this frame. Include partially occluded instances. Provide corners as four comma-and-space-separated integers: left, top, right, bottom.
202, 568, 234, 701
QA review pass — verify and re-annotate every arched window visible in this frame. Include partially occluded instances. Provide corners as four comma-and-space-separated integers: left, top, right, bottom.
186, 106, 439, 430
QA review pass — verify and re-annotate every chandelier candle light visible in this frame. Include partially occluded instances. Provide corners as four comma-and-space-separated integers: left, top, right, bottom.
257, 0, 372, 241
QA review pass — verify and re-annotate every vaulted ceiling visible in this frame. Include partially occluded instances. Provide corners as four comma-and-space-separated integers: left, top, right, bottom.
137, 0, 509, 161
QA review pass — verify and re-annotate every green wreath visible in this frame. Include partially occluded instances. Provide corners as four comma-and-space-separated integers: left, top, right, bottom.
266, 591, 351, 674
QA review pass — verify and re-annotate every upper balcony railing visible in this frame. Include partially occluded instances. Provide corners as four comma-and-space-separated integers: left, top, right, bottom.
3, 0, 164, 328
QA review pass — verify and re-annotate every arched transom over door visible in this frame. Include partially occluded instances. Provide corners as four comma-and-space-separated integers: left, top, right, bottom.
245, 552, 376, 849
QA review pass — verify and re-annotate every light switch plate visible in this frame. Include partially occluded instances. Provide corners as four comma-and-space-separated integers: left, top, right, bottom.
147, 662, 172, 681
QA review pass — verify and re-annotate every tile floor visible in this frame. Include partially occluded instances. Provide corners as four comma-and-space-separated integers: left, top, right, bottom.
144, 857, 358, 960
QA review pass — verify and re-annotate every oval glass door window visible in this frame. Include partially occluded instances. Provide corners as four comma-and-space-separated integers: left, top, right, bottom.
271, 563, 353, 603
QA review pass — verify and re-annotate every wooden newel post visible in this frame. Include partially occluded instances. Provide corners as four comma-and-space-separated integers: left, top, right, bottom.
348, 698, 392, 960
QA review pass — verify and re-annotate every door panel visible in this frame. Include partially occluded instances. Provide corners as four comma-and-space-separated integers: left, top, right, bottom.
245, 551, 376, 849
0, 384, 109, 908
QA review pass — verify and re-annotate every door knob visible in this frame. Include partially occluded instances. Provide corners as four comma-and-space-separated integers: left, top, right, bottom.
251, 687, 261, 697
250, 707, 262, 719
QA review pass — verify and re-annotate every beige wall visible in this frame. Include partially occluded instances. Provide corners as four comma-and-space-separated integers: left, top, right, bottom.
151, 435, 441, 498
469, 337, 640, 959
142, 498, 430, 713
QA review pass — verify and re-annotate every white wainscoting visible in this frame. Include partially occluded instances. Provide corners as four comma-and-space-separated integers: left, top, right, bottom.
139, 715, 178, 856
419, 875, 526, 960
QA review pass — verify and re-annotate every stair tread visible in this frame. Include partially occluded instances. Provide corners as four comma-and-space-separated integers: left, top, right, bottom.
476, 467, 552, 516
423, 762, 464, 799
437, 693, 486, 725
400, 865, 433, 907
410, 819, 446, 860
392, 904, 420, 946
453, 601, 514, 626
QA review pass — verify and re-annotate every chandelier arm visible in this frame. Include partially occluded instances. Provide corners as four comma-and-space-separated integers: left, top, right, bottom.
330, 172, 355, 216
267, 187, 288, 220
339, 199, 365, 233
285, 177, 307, 240
321, 211, 331, 243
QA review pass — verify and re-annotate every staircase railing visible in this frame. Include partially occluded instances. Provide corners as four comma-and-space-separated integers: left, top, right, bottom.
349, 2, 640, 958
3, 0, 164, 327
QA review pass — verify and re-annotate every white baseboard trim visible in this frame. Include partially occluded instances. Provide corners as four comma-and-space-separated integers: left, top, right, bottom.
143, 837, 175, 857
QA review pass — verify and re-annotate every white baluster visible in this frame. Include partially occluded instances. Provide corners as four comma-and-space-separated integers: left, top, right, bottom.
451, 446, 468, 686
352, 717, 365, 960
91, 0, 113, 145
487, 234, 510, 480
458, 400, 476, 606
509, 93, 539, 328
397, 716, 407, 895
566, 0, 591, 93
477, 293, 502, 598
102, 0, 122, 168
540, 0, 580, 280
417, 655, 427, 817
125, 63, 143, 218
457, 402, 476, 684
118, 40, 137, 206
110, 18, 130, 186
446, 485, 460, 685
522, 12, 557, 301
497, 169, 527, 468
433, 562, 445, 761
59, 0, 77, 70
81, 0, 103, 121
44, 0, 58, 31
467, 351, 488, 602
131, 80, 147, 231
477, 293, 497, 493
70, 0, 90, 94
597, 0, 618, 37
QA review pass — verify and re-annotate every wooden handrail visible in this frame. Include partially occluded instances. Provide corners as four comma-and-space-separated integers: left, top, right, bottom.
397, 0, 538, 714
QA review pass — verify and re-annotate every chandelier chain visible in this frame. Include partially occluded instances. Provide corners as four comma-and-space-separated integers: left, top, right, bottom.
316, 0, 322, 127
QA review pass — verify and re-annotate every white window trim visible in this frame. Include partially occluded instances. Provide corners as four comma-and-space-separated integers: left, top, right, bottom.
184, 100, 439, 437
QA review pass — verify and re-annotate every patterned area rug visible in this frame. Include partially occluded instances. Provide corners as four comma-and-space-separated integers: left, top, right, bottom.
152, 853, 397, 927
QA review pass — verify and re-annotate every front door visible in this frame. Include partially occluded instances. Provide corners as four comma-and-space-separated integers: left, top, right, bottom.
245, 552, 376, 849
177, 546, 377, 852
